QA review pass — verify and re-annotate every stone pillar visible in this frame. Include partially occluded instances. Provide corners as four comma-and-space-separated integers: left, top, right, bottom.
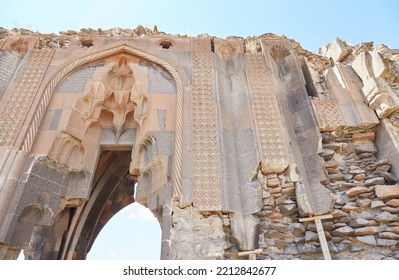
0, 149, 28, 240
160, 203, 172, 260
190, 38, 222, 211
213, 38, 262, 251
261, 39, 333, 216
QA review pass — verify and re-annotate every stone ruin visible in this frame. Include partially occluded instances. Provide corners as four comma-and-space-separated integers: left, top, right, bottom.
0, 27, 398, 260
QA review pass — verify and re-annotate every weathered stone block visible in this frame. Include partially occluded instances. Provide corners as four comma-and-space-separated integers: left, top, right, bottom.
374, 171, 398, 183
328, 173, 345, 181
267, 213, 283, 220
352, 132, 375, 143
357, 235, 377, 246
323, 38, 349, 62
375, 165, 391, 172
381, 206, 399, 213
353, 174, 366, 180
279, 204, 297, 216
269, 187, 282, 194
320, 148, 335, 161
375, 185, 399, 199
349, 169, 365, 175
354, 226, 380, 236
305, 231, 319, 242
356, 198, 371, 207
298, 243, 319, 254
386, 199, 399, 207
355, 142, 377, 155
349, 218, 370, 228
289, 223, 305, 236
370, 50, 389, 78
284, 244, 298, 255
332, 226, 353, 236
323, 143, 341, 151
386, 227, 399, 233
370, 200, 385, 209
346, 186, 369, 197
374, 211, 399, 223
267, 178, 280, 187
281, 187, 295, 195
378, 232, 399, 240
342, 204, 360, 212
377, 239, 396, 247
332, 210, 349, 218
325, 160, 340, 169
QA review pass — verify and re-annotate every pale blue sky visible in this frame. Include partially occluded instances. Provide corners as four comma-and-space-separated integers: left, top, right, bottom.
87, 203, 161, 260
4, 0, 399, 260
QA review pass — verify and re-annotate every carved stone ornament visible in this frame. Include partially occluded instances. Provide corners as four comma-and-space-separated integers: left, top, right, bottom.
18, 192, 54, 226
270, 45, 290, 60
67, 56, 149, 139
135, 135, 168, 205
48, 131, 86, 171
218, 42, 236, 59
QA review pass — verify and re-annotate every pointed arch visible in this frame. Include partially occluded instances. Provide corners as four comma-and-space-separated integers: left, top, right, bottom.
21, 42, 184, 197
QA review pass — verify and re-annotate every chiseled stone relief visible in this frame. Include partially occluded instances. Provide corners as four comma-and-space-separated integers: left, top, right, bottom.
191, 38, 222, 210
0, 27, 398, 260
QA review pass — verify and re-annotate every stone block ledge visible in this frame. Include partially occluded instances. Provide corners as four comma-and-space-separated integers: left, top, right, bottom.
375, 185, 399, 200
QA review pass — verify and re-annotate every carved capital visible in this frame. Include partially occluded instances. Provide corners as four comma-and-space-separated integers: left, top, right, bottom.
48, 131, 86, 171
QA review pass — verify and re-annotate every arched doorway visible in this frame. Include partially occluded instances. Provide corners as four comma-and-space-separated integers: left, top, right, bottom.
86, 203, 161, 260
5, 43, 182, 260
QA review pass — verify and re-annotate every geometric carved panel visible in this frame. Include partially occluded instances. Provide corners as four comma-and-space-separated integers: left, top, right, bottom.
0, 49, 53, 146
311, 98, 344, 131
191, 38, 221, 210
0, 51, 20, 98
245, 53, 289, 173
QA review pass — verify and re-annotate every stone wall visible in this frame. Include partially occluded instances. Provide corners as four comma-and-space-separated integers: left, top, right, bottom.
0, 28, 399, 260
236, 129, 399, 260
170, 206, 226, 259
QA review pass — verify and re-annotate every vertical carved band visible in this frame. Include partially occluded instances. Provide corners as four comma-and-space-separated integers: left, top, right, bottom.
246, 53, 289, 173
0, 52, 20, 94
0, 49, 53, 146
191, 38, 221, 210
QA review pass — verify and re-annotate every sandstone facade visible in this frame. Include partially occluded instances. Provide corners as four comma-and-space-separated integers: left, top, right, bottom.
0, 27, 398, 260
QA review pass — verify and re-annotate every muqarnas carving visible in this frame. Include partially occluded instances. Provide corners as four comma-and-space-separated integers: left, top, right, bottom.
69, 56, 148, 139
48, 131, 86, 170
135, 135, 167, 205
49, 56, 150, 169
